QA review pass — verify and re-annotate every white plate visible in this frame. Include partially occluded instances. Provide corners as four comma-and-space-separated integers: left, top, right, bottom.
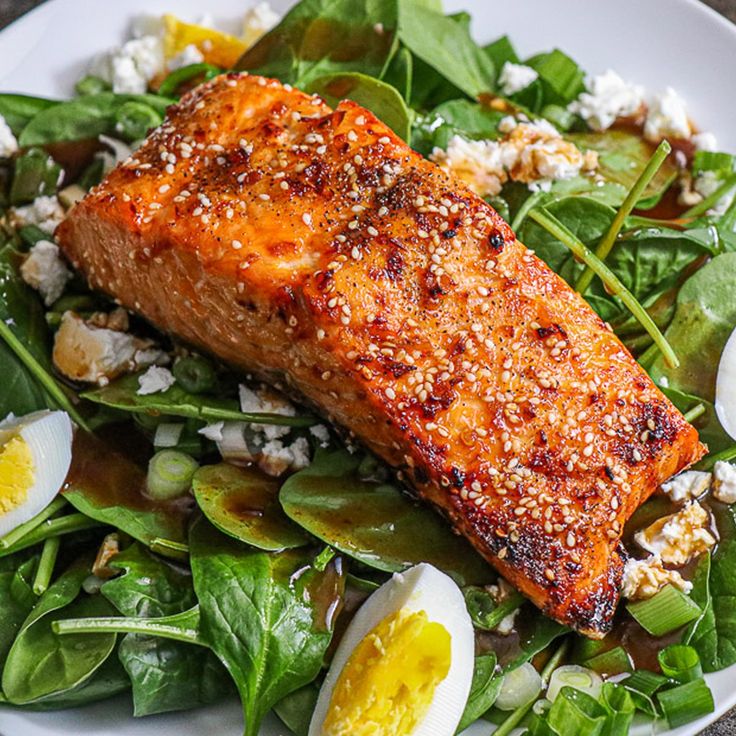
0, 0, 734, 734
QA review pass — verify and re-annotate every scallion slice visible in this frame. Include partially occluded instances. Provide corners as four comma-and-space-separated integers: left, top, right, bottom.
619, 669, 670, 716
599, 682, 636, 736
146, 450, 199, 501
626, 584, 701, 636
547, 686, 607, 736
657, 678, 715, 728
658, 644, 703, 684
547, 664, 602, 703
583, 645, 632, 676
494, 662, 543, 711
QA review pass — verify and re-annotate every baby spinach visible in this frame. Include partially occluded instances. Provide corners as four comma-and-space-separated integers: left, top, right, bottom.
525, 49, 585, 106
650, 253, 736, 402
0, 342, 47, 418
273, 683, 320, 736
236, 0, 399, 87
193, 463, 310, 551
101, 544, 230, 716
483, 35, 521, 73
2, 561, 118, 705
662, 386, 732, 455
81, 372, 315, 426
457, 653, 503, 731
0, 94, 59, 136
189, 518, 345, 736
18, 93, 173, 146
63, 431, 190, 547
0, 555, 38, 668
307, 72, 411, 140
280, 448, 493, 585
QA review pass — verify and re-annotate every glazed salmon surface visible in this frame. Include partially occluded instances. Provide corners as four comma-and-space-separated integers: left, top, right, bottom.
57, 73, 705, 637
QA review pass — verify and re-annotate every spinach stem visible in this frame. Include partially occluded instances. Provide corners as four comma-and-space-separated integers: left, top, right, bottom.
528, 208, 679, 368
53, 609, 205, 646
0, 513, 104, 558
32, 536, 60, 595
637, 341, 661, 369
682, 172, 736, 219
150, 537, 190, 559
511, 190, 548, 232
493, 639, 571, 736
576, 140, 671, 293
0, 496, 67, 550
0, 319, 91, 431
683, 404, 706, 424
697, 445, 736, 471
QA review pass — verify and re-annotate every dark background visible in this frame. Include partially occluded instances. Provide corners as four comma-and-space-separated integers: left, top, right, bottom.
1, 0, 736, 734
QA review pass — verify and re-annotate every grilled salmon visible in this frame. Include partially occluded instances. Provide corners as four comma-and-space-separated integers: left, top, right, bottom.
57, 73, 705, 637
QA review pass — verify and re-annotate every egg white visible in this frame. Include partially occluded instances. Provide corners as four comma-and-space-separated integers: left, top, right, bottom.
0, 411, 73, 537
716, 326, 736, 441
309, 562, 475, 736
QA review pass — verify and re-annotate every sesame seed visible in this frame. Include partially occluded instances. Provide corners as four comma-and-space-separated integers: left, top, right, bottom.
302, 213, 312, 226
232, 240, 243, 250
378, 136, 391, 144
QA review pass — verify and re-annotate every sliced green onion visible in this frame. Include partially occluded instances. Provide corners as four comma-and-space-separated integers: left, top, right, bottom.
528, 208, 679, 368
576, 140, 671, 293
527, 709, 556, 736
32, 535, 60, 595
153, 423, 185, 449
172, 355, 216, 394
658, 644, 703, 683
620, 669, 670, 716
599, 682, 636, 736
547, 665, 602, 703
313, 546, 336, 572
0, 496, 67, 550
582, 645, 632, 676
158, 63, 221, 98
657, 678, 714, 728
495, 662, 543, 711
626, 584, 701, 636
0, 513, 104, 558
146, 450, 199, 500
682, 172, 736, 219
463, 585, 524, 631
547, 686, 607, 736
150, 537, 190, 560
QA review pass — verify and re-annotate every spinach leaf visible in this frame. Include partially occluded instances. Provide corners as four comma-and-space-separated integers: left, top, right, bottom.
19, 93, 173, 146
483, 35, 520, 72
273, 683, 320, 736
190, 518, 345, 736
0, 342, 47, 417
306, 72, 411, 140
525, 49, 585, 106
236, 0, 399, 87
661, 386, 732, 455
398, 0, 493, 100
279, 448, 493, 585
685, 505, 736, 672
193, 463, 310, 551
2, 561, 118, 705
63, 431, 190, 546
569, 130, 678, 209
650, 253, 736, 402
0, 94, 59, 136
101, 544, 231, 716
0, 555, 38, 668
81, 372, 315, 426
500, 609, 568, 672
381, 45, 413, 100
457, 653, 502, 731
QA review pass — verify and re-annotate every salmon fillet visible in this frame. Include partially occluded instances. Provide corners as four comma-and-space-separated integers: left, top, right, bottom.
57, 73, 705, 637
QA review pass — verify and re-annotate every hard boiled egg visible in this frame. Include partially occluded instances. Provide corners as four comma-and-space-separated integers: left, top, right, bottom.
0, 411, 73, 537
716, 326, 736, 441
309, 563, 475, 736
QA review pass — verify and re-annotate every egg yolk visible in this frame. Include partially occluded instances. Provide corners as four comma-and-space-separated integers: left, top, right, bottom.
322, 608, 452, 736
0, 436, 35, 515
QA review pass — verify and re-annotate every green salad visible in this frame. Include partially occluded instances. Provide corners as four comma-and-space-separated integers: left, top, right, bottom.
1, 1, 736, 735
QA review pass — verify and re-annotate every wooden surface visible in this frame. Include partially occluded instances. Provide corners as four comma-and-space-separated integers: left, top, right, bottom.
0, 0, 735, 734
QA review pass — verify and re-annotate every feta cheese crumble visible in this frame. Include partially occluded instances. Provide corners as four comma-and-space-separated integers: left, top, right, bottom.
91, 36, 165, 95
714, 461, 736, 504
568, 70, 644, 131
644, 87, 692, 142
431, 120, 597, 198
692, 131, 718, 152
20, 240, 72, 306
239, 383, 297, 441
0, 114, 18, 158
498, 62, 539, 96
242, 2, 280, 48
622, 555, 692, 600
168, 43, 205, 71
137, 366, 176, 395
660, 470, 711, 503
309, 424, 331, 448
11, 196, 65, 235
635, 501, 716, 565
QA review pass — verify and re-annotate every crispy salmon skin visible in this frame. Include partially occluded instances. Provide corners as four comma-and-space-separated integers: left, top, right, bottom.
57, 73, 704, 636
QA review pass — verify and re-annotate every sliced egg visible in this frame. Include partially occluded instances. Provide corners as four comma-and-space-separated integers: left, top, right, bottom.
716, 326, 736, 441
0, 411, 73, 537
309, 563, 475, 736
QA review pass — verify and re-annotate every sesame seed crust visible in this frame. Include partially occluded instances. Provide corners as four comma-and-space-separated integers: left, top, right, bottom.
56, 73, 705, 637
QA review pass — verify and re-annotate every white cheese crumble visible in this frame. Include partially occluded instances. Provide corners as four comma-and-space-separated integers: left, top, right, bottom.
644, 87, 692, 142
53, 311, 166, 385
622, 555, 692, 600
498, 62, 538, 96
692, 131, 718, 152
635, 501, 716, 566
0, 114, 18, 158
309, 424, 331, 448
11, 196, 65, 235
431, 120, 597, 198
713, 461, 736, 504
259, 436, 311, 476
694, 170, 735, 216
239, 383, 296, 441
660, 470, 711, 503
20, 240, 72, 306
168, 44, 205, 71
137, 366, 176, 395
568, 70, 644, 131
92, 36, 165, 95
242, 2, 280, 48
